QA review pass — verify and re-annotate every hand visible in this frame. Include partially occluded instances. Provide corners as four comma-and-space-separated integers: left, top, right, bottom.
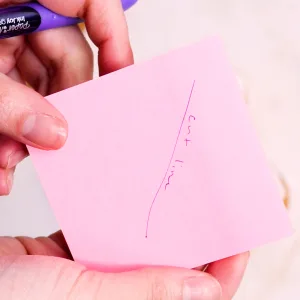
0, 0, 133, 195
0, 231, 249, 299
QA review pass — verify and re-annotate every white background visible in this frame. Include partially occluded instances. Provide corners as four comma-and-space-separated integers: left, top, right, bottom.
0, 0, 300, 299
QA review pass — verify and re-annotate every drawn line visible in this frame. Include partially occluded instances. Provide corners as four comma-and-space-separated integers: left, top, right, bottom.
164, 171, 174, 190
145, 80, 196, 238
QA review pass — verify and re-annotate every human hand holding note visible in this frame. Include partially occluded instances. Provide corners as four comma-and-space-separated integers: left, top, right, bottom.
0, 0, 133, 195
0, 231, 249, 300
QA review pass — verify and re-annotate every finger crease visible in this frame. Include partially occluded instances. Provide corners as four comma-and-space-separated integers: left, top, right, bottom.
66, 268, 86, 298
14, 237, 30, 255
78, 0, 91, 20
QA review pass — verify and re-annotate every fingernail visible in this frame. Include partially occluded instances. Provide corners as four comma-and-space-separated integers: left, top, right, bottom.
183, 276, 222, 300
21, 114, 67, 149
6, 170, 13, 193
7, 150, 27, 169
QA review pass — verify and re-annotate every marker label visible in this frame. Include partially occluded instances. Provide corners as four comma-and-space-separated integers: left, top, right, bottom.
0, 6, 41, 38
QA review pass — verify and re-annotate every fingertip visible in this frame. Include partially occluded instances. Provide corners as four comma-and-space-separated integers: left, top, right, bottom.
0, 74, 68, 151
183, 274, 222, 300
0, 136, 27, 169
6, 168, 14, 195
84, 0, 134, 75
98, 42, 134, 75
206, 252, 250, 299
0, 168, 14, 196
20, 114, 68, 150
7, 149, 28, 169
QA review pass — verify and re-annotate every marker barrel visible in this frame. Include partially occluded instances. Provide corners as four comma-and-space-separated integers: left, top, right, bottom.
0, 0, 137, 39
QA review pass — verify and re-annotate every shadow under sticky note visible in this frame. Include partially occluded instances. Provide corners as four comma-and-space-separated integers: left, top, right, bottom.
28, 37, 292, 272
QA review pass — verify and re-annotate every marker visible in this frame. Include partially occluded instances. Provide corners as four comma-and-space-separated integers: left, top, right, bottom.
0, 0, 137, 39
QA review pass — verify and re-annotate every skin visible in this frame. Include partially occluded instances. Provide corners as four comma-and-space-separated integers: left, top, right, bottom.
0, 232, 249, 299
0, 1, 249, 299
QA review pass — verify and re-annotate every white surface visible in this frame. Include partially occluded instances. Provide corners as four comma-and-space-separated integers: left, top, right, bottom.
0, 0, 299, 299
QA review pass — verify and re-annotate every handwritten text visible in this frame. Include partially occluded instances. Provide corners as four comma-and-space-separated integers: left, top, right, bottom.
145, 80, 196, 238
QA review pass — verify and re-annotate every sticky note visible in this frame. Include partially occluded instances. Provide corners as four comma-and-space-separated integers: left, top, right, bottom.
28, 37, 292, 271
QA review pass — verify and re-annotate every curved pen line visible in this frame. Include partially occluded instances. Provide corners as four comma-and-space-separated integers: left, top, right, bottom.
175, 160, 184, 163
189, 115, 196, 122
145, 80, 196, 238
187, 125, 191, 135
164, 172, 174, 190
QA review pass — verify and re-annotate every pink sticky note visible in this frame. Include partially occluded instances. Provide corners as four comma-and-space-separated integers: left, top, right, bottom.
28, 37, 292, 271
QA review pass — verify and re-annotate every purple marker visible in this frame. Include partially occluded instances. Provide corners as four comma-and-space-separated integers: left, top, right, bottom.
0, 0, 138, 39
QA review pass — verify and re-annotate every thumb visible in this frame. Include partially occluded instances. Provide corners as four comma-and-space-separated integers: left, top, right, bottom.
0, 256, 222, 300
0, 73, 67, 150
